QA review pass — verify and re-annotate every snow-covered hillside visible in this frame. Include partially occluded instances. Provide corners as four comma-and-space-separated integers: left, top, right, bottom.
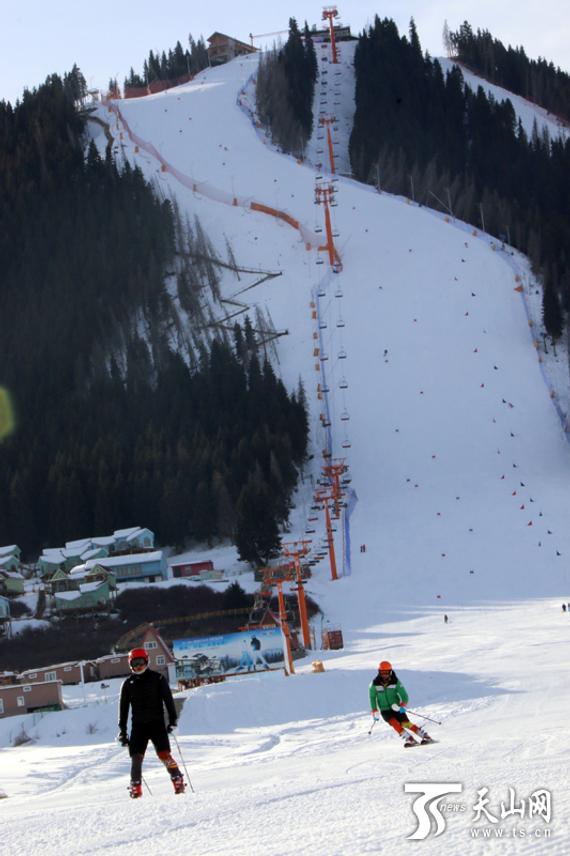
438, 57, 569, 142
2, 43, 570, 854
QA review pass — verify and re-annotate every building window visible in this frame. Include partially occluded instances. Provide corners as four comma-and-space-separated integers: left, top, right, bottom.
45, 671, 57, 682
23, 686, 31, 693
156, 655, 165, 666
0, 698, 4, 714
144, 641, 158, 650
17, 696, 25, 707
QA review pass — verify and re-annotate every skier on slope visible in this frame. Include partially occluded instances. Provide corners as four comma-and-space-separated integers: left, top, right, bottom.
369, 660, 433, 747
118, 648, 185, 798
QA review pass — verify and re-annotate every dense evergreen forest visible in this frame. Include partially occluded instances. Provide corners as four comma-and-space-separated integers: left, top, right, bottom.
256, 18, 318, 157
122, 34, 209, 91
0, 73, 308, 561
349, 17, 570, 342
447, 21, 570, 123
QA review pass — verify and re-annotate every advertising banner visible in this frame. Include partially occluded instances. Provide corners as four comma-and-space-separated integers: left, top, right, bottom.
173, 627, 284, 680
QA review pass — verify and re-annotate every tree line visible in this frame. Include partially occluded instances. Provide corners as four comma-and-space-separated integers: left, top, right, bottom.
256, 18, 318, 157
122, 34, 209, 91
349, 16, 570, 342
0, 73, 309, 563
447, 21, 570, 123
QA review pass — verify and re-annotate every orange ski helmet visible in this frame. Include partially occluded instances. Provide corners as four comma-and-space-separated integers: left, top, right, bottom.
378, 660, 392, 673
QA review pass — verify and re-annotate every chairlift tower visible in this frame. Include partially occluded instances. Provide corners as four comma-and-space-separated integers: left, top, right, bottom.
314, 489, 339, 581
314, 183, 342, 272
318, 115, 337, 175
322, 6, 340, 64
282, 541, 312, 649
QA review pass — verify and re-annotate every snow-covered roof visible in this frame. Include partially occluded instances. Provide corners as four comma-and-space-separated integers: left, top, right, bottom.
64, 538, 92, 552
113, 527, 143, 539
80, 551, 162, 570
54, 589, 83, 601
0, 570, 24, 579
79, 581, 106, 594
40, 549, 66, 563
20, 660, 86, 673
0, 544, 18, 557
91, 536, 115, 547
81, 547, 106, 560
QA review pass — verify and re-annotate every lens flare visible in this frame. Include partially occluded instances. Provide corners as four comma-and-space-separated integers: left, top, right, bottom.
0, 388, 15, 440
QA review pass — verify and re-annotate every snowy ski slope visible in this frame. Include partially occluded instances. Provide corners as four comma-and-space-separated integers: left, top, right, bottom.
2, 44, 570, 855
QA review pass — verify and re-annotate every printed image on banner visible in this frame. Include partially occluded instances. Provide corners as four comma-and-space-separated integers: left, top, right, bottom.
173, 628, 284, 679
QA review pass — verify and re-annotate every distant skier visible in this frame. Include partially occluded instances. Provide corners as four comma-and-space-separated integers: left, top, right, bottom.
118, 648, 185, 798
369, 660, 433, 747
444, 614, 449, 624
563, 603, 567, 613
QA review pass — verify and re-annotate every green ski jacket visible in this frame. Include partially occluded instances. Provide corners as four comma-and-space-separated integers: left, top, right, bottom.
369, 676, 409, 712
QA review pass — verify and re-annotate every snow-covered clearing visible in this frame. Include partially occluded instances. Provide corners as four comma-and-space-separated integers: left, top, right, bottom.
2, 43, 570, 854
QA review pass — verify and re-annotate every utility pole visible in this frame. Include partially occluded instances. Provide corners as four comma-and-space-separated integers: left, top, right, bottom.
276, 580, 295, 674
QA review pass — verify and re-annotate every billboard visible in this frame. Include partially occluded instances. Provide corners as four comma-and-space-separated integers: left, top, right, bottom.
173, 627, 284, 680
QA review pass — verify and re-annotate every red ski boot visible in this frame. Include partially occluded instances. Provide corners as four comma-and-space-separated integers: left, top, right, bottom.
129, 781, 143, 799
172, 775, 186, 795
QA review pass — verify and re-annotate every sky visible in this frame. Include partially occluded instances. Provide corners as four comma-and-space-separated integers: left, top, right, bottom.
1, 0, 568, 105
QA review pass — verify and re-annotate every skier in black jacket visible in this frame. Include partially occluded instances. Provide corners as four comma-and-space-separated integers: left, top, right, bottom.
118, 647, 185, 798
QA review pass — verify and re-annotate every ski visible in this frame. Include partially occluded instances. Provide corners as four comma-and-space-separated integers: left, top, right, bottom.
404, 738, 439, 748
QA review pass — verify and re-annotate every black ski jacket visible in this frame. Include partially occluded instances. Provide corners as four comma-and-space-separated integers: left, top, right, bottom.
118, 668, 177, 731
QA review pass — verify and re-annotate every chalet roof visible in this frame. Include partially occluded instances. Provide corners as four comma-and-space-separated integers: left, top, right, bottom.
1, 679, 63, 690
95, 652, 129, 663
0, 545, 19, 557
55, 580, 107, 600
207, 32, 255, 50
113, 526, 145, 539
0, 569, 24, 579
64, 538, 92, 552
20, 659, 94, 674
78, 551, 163, 570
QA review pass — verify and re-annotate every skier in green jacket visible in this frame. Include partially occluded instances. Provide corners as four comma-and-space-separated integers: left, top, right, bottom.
369, 660, 433, 747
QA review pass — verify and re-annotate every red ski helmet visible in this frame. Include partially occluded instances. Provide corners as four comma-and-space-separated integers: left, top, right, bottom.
128, 648, 149, 672
378, 660, 392, 673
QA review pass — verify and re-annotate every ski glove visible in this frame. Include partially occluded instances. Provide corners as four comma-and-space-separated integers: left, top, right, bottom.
167, 722, 177, 733
118, 731, 129, 747
391, 703, 407, 713
371, 711, 379, 721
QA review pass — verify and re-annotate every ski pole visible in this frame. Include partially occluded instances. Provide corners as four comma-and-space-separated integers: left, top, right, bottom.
368, 717, 378, 736
406, 709, 442, 726
172, 732, 195, 793
142, 774, 153, 796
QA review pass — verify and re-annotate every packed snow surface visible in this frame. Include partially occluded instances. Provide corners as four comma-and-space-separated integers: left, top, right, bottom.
2, 44, 570, 854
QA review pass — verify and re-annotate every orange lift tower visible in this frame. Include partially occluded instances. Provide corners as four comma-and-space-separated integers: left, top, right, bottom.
322, 6, 340, 64
261, 567, 296, 675
319, 115, 337, 174
315, 182, 342, 273
322, 459, 348, 517
314, 489, 339, 581
281, 541, 312, 649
